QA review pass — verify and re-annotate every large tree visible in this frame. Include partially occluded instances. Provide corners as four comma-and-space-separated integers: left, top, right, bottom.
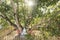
0, 0, 60, 36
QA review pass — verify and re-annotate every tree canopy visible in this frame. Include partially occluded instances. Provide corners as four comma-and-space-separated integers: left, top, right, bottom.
0, 0, 60, 40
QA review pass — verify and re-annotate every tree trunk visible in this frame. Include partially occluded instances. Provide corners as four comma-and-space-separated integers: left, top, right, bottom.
11, 0, 23, 30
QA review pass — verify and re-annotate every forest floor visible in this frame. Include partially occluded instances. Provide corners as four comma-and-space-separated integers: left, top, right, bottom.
0, 27, 60, 40
0, 26, 18, 40
0, 26, 26, 40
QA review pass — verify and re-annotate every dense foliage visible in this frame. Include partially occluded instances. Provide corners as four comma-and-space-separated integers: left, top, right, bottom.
0, 0, 60, 40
